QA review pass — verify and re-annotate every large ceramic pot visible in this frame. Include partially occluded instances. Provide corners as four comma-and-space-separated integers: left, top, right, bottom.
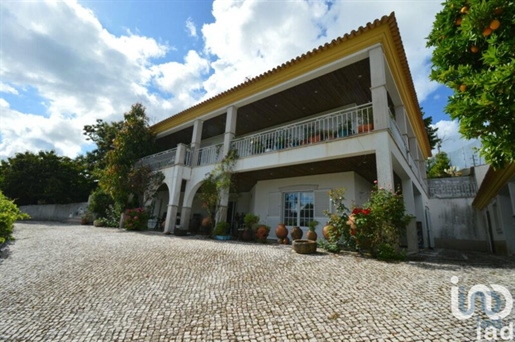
256, 225, 269, 240
322, 224, 341, 242
275, 223, 288, 239
306, 230, 317, 241
290, 226, 303, 240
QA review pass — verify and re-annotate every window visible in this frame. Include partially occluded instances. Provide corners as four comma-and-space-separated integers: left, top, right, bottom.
283, 192, 314, 227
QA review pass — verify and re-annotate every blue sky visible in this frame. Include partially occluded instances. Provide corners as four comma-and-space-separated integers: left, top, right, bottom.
0, 0, 476, 166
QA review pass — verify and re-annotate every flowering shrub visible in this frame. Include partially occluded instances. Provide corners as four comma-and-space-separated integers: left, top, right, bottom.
350, 184, 413, 260
318, 188, 353, 253
124, 207, 149, 231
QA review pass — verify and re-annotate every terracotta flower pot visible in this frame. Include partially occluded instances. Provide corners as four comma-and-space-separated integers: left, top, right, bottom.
275, 223, 288, 239
358, 123, 374, 133
256, 225, 269, 240
290, 226, 303, 240
306, 230, 317, 241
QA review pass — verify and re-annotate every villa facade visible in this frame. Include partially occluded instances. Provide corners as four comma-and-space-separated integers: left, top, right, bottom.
140, 13, 432, 253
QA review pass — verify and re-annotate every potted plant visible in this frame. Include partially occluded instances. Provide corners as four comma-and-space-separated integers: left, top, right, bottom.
81, 212, 92, 225
242, 213, 259, 241
338, 120, 353, 137
306, 220, 319, 241
213, 221, 231, 240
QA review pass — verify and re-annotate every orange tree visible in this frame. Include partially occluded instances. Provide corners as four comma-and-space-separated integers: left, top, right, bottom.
427, 1, 515, 168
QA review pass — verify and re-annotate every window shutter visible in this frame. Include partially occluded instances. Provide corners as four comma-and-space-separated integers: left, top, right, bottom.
315, 190, 330, 217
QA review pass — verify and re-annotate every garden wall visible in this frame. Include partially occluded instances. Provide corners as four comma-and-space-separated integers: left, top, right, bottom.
19, 202, 89, 223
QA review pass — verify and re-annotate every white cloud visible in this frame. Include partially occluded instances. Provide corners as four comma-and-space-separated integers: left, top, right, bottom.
0, 0, 184, 159
186, 17, 197, 38
0, 98, 9, 108
0, 0, 448, 160
431, 120, 482, 168
0, 82, 19, 95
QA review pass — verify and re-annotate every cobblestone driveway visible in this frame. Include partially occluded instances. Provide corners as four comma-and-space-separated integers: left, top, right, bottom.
1, 222, 514, 341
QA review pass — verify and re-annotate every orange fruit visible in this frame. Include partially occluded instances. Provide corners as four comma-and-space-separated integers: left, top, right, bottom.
490, 19, 500, 30
483, 27, 492, 37
455, 17, 462, 25
459, 84, 467, 92
460, 6, 468, 13
494, 7, 503, 15
471, 45, 479, 53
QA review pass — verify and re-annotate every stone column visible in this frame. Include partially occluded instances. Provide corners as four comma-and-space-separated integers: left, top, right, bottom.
375, 133, 394, 189
191, 119, 203, 166
223, 106, 237, 156
163, 160, 183, 234
402, 178, 419, 255
369, 46, 389, 131
180, 206, 192, 230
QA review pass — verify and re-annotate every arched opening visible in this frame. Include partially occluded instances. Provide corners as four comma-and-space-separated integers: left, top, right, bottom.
150, 183, 169, 231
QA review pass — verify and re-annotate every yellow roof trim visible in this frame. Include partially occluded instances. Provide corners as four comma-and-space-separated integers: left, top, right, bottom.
472, 163, 515, 210
152, 12, 430, 157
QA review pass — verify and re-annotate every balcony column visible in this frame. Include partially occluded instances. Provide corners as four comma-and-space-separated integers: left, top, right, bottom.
395, 106, 409, 149
179, 206, 192, 230
175, 144, 187, 166
402, 179, 419, 255
223, 106, 237, 156
163, 149, 185, 234
191, 119, 203, 166
216, 106, 238, 224
369, 46, 389, 130
375, 133, 394, 189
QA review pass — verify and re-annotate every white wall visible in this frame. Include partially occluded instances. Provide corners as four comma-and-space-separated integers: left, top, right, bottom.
430, 197, 489, 251
251, 171, 360, 239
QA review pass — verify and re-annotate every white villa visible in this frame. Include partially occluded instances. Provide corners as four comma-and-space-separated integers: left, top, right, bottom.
140, 13, 432, 254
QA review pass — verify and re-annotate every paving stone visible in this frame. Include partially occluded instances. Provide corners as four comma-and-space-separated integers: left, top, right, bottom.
0, 222, 514, 341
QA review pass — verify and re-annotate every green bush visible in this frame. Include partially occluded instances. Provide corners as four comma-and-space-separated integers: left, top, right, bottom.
88, 187, 114, 219
0, 191, 30, 243
103, 204, 122, 227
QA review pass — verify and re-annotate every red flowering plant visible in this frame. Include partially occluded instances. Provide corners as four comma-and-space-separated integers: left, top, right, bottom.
124, 207, 150, 231
351, 182, 414, 260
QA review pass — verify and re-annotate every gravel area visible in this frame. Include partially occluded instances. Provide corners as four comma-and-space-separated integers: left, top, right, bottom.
0, 222, 514, 341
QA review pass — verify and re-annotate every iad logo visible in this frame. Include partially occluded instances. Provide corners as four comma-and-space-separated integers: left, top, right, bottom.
450, 276, 514, 341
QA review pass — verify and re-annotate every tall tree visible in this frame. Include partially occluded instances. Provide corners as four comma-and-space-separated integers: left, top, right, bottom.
0, 151, 94, 205
421, 108, 441, 151
427, 0, 515, 168
427, 151, 452, 178
83, 118, 123, 171
98, 103, 158, 209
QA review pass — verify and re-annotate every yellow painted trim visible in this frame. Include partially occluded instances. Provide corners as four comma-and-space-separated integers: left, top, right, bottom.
380, 26, 431, 158
473, 164, 515, 210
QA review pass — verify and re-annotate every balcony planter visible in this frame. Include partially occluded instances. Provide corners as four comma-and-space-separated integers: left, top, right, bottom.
358, 123, 374, 133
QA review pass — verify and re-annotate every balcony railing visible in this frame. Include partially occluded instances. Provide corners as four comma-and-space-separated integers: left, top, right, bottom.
137, 148, 177, 170
194, 144, 224, 166
230, 103, 374, 159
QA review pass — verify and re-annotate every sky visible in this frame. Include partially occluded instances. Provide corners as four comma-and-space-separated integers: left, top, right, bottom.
0, 0, 480, 168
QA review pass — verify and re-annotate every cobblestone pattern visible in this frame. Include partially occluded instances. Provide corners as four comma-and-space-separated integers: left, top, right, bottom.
0, 222, 514, 341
